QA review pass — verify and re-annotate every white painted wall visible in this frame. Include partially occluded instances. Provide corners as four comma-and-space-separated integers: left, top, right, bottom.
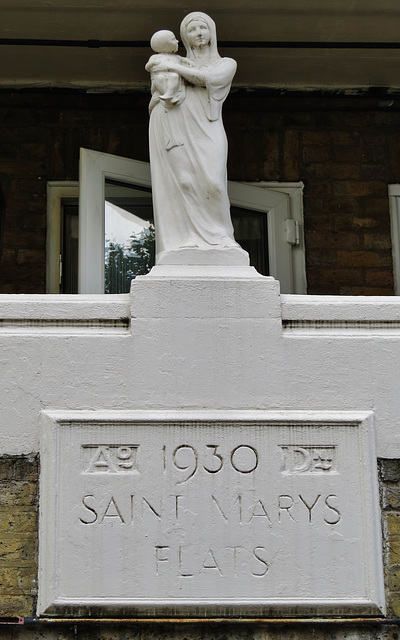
1, 275, 400, 458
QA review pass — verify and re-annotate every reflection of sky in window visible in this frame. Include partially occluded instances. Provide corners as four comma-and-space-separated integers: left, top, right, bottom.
105, 201, 150, 248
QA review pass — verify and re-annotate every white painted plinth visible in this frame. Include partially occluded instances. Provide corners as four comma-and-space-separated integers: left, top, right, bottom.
38, 410, 385, 617
156, 246, 250, 266
146, 264, 261, 279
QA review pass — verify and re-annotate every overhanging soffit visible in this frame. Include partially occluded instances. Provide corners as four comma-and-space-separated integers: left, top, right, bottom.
2, 0, 400, 91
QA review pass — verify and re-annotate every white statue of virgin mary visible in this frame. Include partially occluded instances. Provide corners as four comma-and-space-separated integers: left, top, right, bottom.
147, 11, 249, 265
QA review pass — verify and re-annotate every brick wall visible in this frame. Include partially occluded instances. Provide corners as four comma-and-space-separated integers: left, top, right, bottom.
0, 456, 38, 617
0, 90, 399, 295
225, 93, 398, 295
0, 91, 149, 294
380, 459, 400, 619
0, 463, 399, 638
1, 455, 400, 637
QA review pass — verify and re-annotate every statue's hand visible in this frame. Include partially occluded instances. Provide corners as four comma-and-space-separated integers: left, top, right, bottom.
152, 60, 183, 74
178, 56, 194, 67
152, 59, 206, 87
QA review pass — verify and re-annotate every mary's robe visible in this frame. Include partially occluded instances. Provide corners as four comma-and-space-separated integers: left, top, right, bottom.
148, 56, 240, 258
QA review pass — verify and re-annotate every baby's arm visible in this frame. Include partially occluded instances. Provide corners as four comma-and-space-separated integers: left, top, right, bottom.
145, 54, 159, 72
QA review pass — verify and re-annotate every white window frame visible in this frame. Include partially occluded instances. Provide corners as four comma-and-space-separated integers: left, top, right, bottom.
389, 184, 400, 295
47, 149, 306, 294
232, 180, 306, 295
46, 181, 79, 294
79, 149, 152, 294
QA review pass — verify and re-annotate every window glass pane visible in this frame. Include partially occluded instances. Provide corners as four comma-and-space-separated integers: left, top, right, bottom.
231, 206, 269, 276
61, 202, 79, 294
104, 180, 154, 293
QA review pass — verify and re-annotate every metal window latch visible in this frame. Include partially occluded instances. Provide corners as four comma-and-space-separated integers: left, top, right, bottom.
285, 219, 300, 246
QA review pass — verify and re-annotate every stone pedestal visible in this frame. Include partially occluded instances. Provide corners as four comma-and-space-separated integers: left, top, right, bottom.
37, 273, 385, 617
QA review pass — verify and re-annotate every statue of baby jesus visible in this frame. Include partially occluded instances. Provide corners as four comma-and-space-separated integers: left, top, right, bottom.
145, 30, 194, 111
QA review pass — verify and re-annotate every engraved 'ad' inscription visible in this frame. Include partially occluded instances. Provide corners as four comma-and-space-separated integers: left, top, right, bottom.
82, 445, 140, 474
280, 445, 337, 474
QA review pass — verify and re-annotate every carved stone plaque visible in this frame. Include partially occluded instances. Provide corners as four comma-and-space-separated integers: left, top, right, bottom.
38, 410, 385, 617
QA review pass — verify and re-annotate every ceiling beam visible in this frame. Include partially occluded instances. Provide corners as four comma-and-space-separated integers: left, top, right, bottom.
2, 38, 400, 50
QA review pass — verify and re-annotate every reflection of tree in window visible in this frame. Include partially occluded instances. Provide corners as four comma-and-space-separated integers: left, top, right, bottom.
104, 180, 154, 293
105, 225, 155, 294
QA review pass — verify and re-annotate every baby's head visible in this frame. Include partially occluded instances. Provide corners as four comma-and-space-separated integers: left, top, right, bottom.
150, 30, 179, 54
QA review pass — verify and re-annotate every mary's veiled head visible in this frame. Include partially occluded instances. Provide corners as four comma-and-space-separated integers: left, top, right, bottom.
180, 12, 219, 60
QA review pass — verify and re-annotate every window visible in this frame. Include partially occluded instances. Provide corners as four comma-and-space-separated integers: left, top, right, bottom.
46, 181, 79, 294
229, 180, 306, 294
47, 149, 306, 294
